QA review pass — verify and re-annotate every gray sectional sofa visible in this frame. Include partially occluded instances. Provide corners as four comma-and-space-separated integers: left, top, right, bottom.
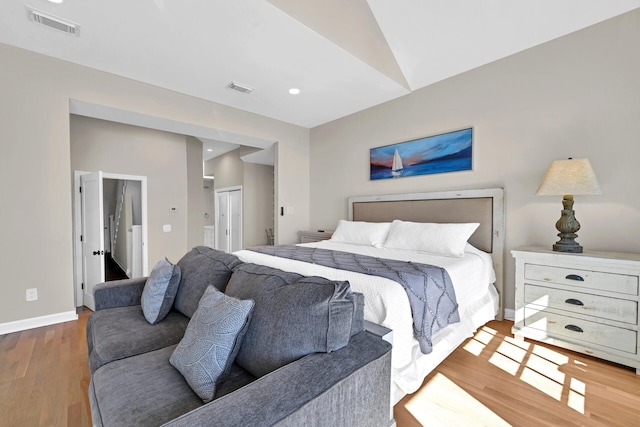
86, 246, 392, 427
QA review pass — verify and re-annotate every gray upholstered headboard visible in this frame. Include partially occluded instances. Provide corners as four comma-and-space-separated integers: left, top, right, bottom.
348, 188, 505, 320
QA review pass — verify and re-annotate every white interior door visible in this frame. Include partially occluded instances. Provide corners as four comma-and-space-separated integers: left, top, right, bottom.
216, 191, 230, 251
215, 187, 243, 253
229, 190, 242, 252
81, 171, 105, 311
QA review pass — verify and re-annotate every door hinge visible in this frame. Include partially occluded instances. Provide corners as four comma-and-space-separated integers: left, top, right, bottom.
80, 235, 83, 242
79, 186, 82, 193
81, 282, 84, 290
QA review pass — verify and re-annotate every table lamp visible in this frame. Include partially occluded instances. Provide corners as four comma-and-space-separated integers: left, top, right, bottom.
536, 158, 601, 253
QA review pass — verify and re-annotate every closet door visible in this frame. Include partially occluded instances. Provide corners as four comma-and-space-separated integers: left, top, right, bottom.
229, 189, 242, 252
216, 192, 230, 252
214, 187, 243, 253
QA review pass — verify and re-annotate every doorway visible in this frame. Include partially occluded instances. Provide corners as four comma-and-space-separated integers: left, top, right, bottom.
73, 171, 148, 310
214, 186, 243, 253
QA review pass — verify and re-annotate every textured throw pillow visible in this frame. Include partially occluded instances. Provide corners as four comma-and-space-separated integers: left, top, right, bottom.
170, 285, 254, 403
330, 220, 391, 247
173, 247, 243, 318
225, 263, 357, 378
141, 258, 181, 324
383, 220, 480, 257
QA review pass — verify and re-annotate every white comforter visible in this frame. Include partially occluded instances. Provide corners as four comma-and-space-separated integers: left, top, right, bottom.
235, 241, 498, 403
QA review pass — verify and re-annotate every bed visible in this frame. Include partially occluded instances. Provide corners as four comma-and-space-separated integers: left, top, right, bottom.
235, 188, 505, 405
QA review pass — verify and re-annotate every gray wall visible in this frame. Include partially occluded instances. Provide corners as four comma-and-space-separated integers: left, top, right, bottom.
309, 10, 640, 313
206, 148, 275, 248
208, 149, 244, 189
186, 136, 205, 250
0, 41, 308, 326
203, 180, 215, 227
70, 115, 194, 265
244, 162, 275, 247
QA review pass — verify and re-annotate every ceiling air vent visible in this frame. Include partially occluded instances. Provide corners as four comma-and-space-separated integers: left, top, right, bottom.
227, 82, 255, 94
26, 6, 80, 36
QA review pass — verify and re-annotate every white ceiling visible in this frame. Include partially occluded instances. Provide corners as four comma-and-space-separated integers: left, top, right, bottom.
2, 0, 639, 156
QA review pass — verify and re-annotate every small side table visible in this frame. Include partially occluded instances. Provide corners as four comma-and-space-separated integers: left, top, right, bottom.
298, 230, 334, 243
512, 246, 640, 373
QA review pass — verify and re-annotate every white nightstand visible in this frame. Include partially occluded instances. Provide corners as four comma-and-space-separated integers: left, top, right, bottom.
512, 246, 640, 373
298, 230, 334, 243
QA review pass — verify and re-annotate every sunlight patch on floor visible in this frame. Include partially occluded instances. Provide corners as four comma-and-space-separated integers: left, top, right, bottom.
488, 350, 521, 375
463, 325, 496, 356
568, 378, 586, 413
405, 373, 511, 427
488, 332, 529, 376
462, 324, 587, 414
526, 353, 566, 384
463, 337, 487, 356
532, 343, 570, 366
520, 366, 564, 400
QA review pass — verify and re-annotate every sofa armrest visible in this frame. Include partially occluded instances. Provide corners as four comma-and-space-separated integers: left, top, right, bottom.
364, 319, 393, 344
164, 331, 393, 427
93, 277, 148, 311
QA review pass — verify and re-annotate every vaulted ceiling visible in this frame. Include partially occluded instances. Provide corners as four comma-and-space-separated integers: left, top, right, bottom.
1, 1, 638, 137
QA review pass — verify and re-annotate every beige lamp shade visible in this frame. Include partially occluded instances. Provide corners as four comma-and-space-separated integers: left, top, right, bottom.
536, 158, 601, 196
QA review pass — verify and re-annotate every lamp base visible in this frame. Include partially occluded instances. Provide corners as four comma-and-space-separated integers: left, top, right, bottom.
552, 195, 583, 253
553, 240, 583, 253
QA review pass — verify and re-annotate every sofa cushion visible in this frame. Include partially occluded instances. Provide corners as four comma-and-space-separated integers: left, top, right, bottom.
224, 263, 357, 378
141, 258, 182, 324
170, 286, 254, 403
174, 247, 243, 318
90, 345, 203, 427
213, 363, 256, 399
350, 292, 365, 336
86, 305, 189, 373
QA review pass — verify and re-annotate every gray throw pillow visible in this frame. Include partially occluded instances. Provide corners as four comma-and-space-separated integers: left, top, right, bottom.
170, 285, 254, 403
141, 258, 181, 324
225, 263, 357, 378
173, 247, 243, 318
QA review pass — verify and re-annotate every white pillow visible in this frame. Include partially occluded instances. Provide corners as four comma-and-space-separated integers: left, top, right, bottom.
382, 220, 480, 257
329, 220, 391, 247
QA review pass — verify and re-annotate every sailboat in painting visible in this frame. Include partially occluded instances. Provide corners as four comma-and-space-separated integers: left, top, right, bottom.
391, 149, 403, 177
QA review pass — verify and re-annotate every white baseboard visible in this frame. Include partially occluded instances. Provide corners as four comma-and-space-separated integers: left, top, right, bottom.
0, 310, 78, 335
503, 308, 515, 321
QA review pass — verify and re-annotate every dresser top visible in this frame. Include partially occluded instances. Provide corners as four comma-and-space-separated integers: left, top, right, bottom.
512, 246, 640, 263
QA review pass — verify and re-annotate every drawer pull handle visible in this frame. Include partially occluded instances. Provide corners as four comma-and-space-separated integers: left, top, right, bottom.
565, 298, 584, 306
565, 324, 584, 333
565, 274, 584, 281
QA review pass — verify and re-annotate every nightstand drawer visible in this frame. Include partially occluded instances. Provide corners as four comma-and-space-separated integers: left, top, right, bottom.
524, 308, 637, 354
525, 284, 638, 324
524, 263, 639, 295
299, 230, 334, 243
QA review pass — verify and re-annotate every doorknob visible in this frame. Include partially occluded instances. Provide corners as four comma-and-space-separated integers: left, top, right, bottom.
93, 250, 104, 256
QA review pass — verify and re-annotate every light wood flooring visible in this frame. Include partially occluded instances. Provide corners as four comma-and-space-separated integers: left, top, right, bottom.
394, 320, 640, 427
1, 313, 639, 426
0, 307, 92, 427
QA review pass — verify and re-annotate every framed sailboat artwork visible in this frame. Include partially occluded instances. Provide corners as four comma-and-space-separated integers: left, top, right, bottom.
369, 127, 473, 180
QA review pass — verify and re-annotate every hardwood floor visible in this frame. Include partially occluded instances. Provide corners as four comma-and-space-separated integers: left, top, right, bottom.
0, 307, 92, 427
394, 320, 640, 427
1, 315, 639, 426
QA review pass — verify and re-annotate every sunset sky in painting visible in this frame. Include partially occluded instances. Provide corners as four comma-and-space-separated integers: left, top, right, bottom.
370, 128, 472, 167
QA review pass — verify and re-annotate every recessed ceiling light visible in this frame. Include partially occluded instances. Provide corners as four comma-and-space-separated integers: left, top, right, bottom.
48, 0, 64, 3
207, 148, 213, 152
289, 88, 300, 95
